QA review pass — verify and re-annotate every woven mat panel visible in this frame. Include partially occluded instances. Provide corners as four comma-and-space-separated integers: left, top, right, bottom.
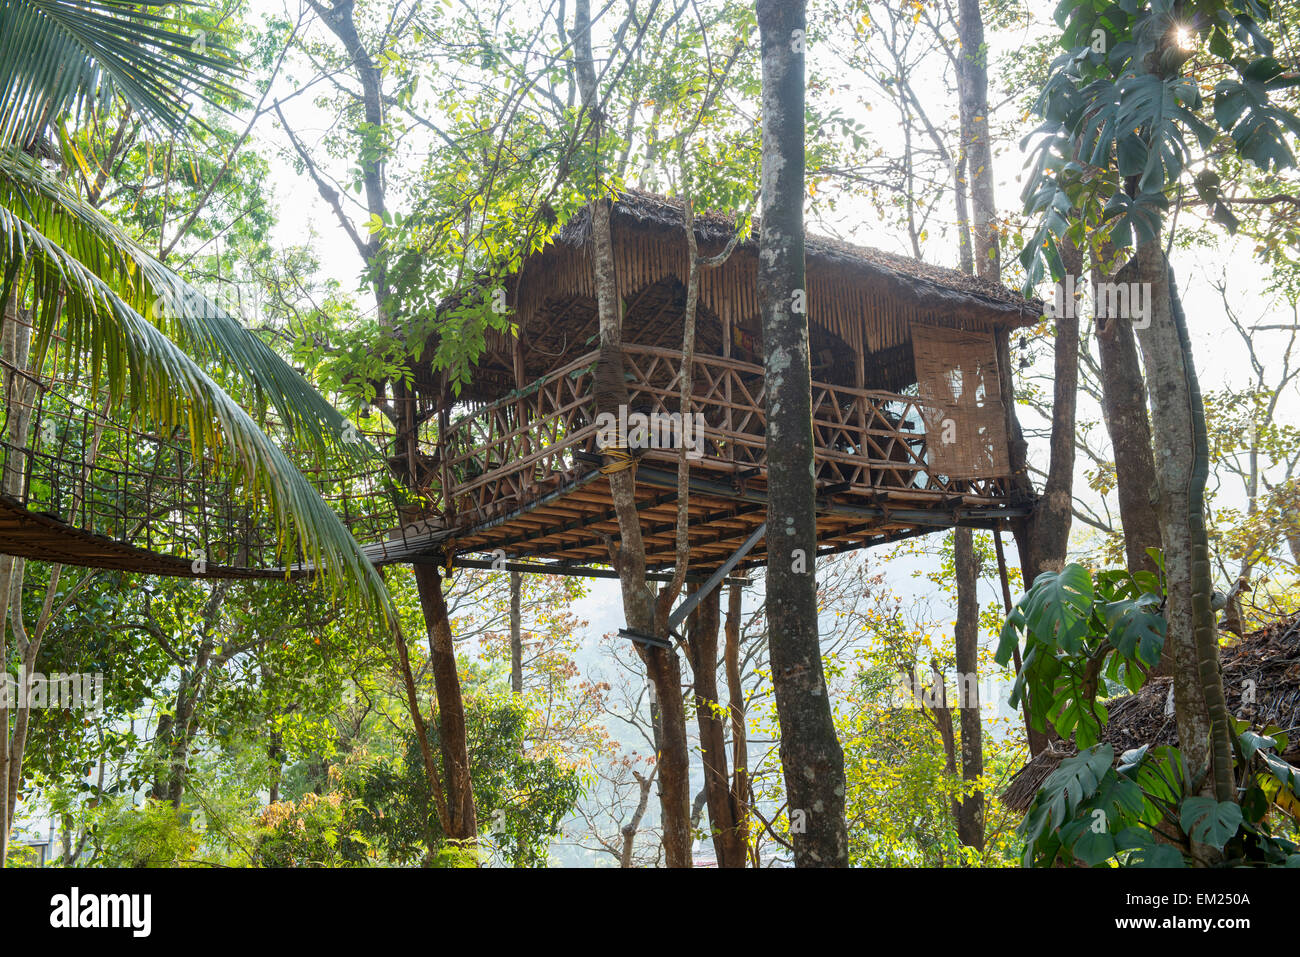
910, 324, 1010, 479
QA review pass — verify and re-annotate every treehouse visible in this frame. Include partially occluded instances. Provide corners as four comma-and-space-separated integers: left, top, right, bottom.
387, 191, 1041, 577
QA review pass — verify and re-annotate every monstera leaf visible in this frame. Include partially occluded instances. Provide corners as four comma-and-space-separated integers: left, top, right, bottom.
1116, 828, 1185, 868
1023, 564, 1096, 653
1180, 797, 1243, 850
1103, 592, 1166, 669
1022, 745, 1114, 845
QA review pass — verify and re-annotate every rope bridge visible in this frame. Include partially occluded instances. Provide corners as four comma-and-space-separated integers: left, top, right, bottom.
0, 355, 438, 579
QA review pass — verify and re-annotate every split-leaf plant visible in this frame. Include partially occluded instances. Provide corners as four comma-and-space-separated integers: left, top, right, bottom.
998, 557, 1300, 866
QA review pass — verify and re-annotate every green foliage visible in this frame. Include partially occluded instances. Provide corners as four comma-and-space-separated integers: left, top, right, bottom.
3, 842, 45, 867
0, 0, 395, 617
253, 792, 370, 867
0, 0, 241, 147
1005, 558, 1300, 866
1180, 795, 1243, 848
90, 799, 204, 868
1018, 0, 1300, 284
842, 661, 974, 865
347, 694, 581, 867
1019, 728, 1300, 867
831, 593, 1025, 868
998, 561, 1166, 747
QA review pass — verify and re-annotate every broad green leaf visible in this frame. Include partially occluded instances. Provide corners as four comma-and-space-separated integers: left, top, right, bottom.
1116, 827, 1185, 868
1103, 594, 1166, 667
1179, 796, 1243, 850
1073, 826, 1117, 866
1038, 745, 1114, 831
1238, 728, 1277, 761
1022, 564, 1095, 653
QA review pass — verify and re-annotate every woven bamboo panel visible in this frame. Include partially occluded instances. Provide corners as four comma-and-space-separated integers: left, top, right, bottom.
910, 324, 1010, 479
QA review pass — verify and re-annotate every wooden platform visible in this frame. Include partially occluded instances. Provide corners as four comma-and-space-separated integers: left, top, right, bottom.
412, 343, 1031, 572
421, 460, 1031, 573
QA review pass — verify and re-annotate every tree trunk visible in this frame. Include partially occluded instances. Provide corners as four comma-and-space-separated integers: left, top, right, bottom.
687, 588, 746, 866
724, 581, 750, 860
961, 0, 1078, 583
268, 728, 284, 806
948, 0, 1005, 819
923, 666, 961, 848
412, 565, 478, 843
952, 527, 984, 850
953, 0, 1033, 594
302, 0, 482, 852
0, 291, 20, 867
956, 0, 998, 279
647, 643, 692, 865
1130, 241, 1234, 818
509, 571, 523, 694
161, 647, 208, 808
619, 770, 654, 867
756, 0, 848, 868
1095, 255, 1162, 577
391, 618, 451, 858
1022, 239, 1082, 579
1, 299, 38, 863
572, 0, 692, 867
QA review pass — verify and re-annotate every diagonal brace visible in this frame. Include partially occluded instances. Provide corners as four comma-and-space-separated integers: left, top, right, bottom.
666, 521, 766, 634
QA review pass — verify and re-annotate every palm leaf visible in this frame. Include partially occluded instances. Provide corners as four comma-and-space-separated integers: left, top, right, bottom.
1, 150, 395, 623
2, 149, 374, 462
0, 0, 240, 147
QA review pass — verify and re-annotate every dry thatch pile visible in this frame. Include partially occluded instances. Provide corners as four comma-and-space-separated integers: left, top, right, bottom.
1001, 613, 1300, 813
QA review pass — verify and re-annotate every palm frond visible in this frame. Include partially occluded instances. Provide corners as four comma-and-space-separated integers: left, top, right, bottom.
2, 149, 373, 463
1, 149, 395, 623
0, 0, 240, 147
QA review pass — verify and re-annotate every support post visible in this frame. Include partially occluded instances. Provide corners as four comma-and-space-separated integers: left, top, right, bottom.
411, 563, 478, 845
668, 521, 765, 633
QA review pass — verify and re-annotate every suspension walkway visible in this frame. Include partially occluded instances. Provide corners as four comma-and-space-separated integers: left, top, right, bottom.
0, 354, 442, 580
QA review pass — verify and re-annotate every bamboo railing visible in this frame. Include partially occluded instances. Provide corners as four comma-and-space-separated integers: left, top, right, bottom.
438, 345, 1013, 523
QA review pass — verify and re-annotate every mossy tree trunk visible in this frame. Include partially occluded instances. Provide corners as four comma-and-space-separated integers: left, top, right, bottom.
1131, 241, 1234, 815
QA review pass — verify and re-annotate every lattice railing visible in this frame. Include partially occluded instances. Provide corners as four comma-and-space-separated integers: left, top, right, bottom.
0, 337, 1019, 573
0, 356, 402, 572
437, 345, 1014, 525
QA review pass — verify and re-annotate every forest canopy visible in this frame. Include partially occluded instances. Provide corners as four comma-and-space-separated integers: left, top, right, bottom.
0, 0, 1298, 883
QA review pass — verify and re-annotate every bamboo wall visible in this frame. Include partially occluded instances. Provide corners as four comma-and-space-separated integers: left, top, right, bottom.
475, 219, 1030, 400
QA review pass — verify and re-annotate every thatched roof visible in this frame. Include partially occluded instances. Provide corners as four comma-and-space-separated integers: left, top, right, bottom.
560, 189, 1043, 324
414, 189, 1043, 406
1001, 614, 1300, 813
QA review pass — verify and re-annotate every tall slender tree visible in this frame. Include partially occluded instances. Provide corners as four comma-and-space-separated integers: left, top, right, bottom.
571, 0, 694, 867
756, 0, 847, 868
1017, 1, 1300, 816
280, 0, 479, 847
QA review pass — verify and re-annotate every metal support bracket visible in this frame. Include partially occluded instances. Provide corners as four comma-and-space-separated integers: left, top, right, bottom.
666, 521, 766, 633
616, 522, 765, 654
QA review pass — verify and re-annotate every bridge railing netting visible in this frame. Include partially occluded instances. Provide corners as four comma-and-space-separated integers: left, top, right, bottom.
1, 355, 405, 573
